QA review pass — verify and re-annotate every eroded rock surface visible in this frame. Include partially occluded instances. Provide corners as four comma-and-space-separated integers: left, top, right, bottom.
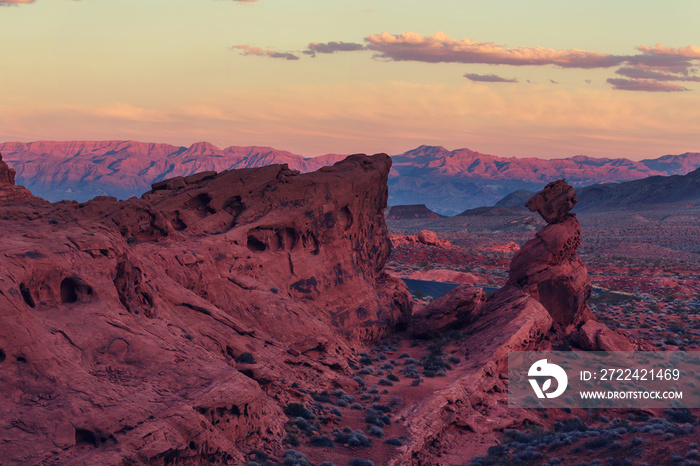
412, 285, 487, 338
0, 154, 411, 464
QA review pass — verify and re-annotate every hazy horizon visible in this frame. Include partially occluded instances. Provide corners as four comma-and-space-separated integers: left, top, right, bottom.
1, 138, 698, 162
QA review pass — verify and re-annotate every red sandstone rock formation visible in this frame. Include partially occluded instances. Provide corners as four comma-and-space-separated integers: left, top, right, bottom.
0, 153, 33, 203
525, 179, 577, 224
508, 180, 593, 327
412, 284, 487, 338
398, 180, 637, 463
0, 154, 411, 464
389, 230, 451, 248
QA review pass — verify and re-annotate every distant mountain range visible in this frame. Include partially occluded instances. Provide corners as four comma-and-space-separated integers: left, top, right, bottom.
1, 140, 698, 214
467, 167, 700, 214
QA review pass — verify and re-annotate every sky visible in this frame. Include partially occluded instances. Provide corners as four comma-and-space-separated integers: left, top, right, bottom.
1, 0, 699, 160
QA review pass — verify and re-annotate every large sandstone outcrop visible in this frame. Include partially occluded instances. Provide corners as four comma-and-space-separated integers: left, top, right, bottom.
0, 154, 411, 464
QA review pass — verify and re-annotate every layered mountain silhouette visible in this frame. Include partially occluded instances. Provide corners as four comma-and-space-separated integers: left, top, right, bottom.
1, 141, 698, 214
462, 167, 700, 216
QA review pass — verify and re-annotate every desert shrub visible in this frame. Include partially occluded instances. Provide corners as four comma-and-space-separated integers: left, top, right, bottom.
330, 407, 342, 417
349, 459, 374, 466
368, 426, 384, 437
282, 450, 313, 466
309, 436, 334, 448
584, 436, 612, 449
665, 408, 697, 424
387, 373, 399, 382
284, 403, 315, 420
332, 429, 371, 447
399, 352, 410, 358
385, 438, 403, 446
283, 433, 299, 447
312, 391, 333, 403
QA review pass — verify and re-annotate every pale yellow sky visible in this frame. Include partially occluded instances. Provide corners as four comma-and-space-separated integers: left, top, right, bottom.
1, 0, 699, 159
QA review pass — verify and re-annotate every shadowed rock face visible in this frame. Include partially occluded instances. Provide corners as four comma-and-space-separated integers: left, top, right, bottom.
0, 153, 16, 185
0, 154, 411, 464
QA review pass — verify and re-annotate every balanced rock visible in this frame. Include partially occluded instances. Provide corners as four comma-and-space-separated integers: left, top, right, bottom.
525, 179, 577, 224
412, 284, 487, 337
508, 181, 592, 327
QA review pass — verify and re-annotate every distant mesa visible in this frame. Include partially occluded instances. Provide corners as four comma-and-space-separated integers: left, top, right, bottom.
386, 203, 443, 219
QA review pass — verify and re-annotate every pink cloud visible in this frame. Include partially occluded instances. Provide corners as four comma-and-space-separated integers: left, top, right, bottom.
606, 78, 689, 92
636, 43, 700, 59
364, 31, 625, 68
231, 44, 299, 60
464, 73, 517, 83
0, 0, 35, 5
615, 67, 700, 82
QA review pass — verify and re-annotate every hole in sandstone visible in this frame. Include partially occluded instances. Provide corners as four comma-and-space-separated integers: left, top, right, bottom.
247, 235, 267, 252
19, 283, 35, 308
170, 212, 187, 231
282, 227, 297, 250
185, 193, 215, 214
16, 356, 26, 363
0, 350, 5, 363
338, 206, 353, 230
60, 278, 79, 303
270, 232, 281, 251
75, 428, 98, 447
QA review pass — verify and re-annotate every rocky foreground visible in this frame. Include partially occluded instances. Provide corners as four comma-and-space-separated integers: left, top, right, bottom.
0, 153, 631, 465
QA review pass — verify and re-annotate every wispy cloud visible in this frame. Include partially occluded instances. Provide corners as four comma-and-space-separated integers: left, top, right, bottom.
606, 78, 689, 92
0, 0, 35, 5
364, 31, 624, 68
304, 41, 365, 56
231, 44, 299, 60
231, 30, 700, 93
615, 67, 700, 82
464, 73, 517, 83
